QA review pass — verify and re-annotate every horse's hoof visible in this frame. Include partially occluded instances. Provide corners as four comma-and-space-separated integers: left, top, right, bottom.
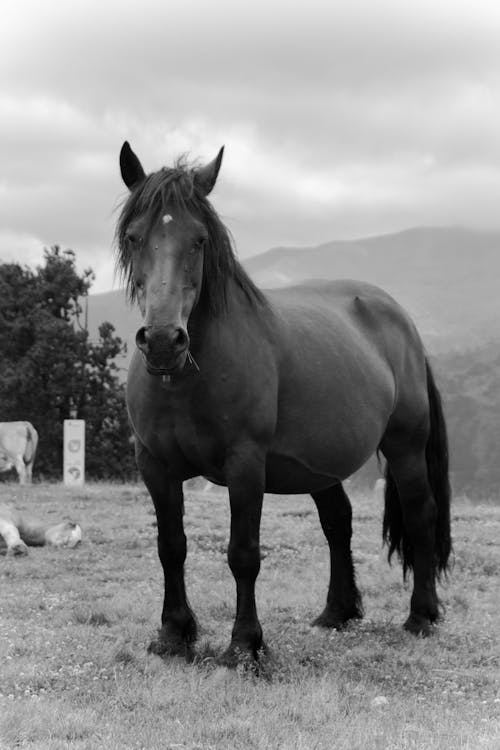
147, 636, 195, 661
312, 612, 345, 630
147, 625, 196, 661
403, 613, 434, 637
219, 641, 267, 671
312, 606, 362, 630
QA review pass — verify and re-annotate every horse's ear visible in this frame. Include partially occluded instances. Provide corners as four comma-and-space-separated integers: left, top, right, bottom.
120, 141, 146, 190
194, 146, 224, 196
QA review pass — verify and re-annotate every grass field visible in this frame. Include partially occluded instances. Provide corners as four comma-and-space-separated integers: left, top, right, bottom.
0, 482, 499, 750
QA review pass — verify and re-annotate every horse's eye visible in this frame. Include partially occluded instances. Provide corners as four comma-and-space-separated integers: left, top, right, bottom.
135, 279, 145, 291
126, 232, 141, 246
191, 238, 205, 254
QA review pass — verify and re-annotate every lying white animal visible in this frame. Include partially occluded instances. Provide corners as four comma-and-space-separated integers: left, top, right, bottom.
0, 504, 82, 556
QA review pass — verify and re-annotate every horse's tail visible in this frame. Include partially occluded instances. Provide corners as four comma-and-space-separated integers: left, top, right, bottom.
424, 360, 452, 575
23, 422, 39, 467
383, 359, 452, 579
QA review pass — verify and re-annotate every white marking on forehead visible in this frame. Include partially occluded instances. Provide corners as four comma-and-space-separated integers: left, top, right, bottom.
162, 213, 173, 224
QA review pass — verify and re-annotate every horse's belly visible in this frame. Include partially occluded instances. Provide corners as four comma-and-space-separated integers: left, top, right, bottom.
265, 433, 377, 494
264, 453, 342, 494
266, 391, 390, 493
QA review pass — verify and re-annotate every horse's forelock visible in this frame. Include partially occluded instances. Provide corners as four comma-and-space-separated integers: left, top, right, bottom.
115, 160, 266, 313
116, 164, 195, 300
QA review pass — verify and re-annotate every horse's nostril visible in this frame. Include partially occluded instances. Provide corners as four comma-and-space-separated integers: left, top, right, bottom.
136, 326, 151, 353
173, 327, 188, 350
136, 325, 188, 363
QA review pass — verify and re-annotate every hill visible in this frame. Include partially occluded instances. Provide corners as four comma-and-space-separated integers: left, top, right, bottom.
87, 226, 500, 369
433, 343, 500, 495
245, 225, 500, 352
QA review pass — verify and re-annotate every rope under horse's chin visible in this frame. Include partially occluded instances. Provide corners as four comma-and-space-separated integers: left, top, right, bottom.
140, 349, 200, 384
186, 350, 200, 372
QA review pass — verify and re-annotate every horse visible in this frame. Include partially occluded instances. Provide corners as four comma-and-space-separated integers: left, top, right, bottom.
0, 504, 81, 556
116, 141, 452, 666
0, 421, 39, 484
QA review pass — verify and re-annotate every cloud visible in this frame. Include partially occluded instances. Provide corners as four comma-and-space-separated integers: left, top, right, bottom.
1, 0, 500, 290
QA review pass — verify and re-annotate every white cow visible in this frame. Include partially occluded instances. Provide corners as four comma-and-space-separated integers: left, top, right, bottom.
0, 504, 82, 556
0, 421, 38, 484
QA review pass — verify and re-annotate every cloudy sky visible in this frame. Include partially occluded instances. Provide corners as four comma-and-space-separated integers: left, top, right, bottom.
1, 0, 500, 292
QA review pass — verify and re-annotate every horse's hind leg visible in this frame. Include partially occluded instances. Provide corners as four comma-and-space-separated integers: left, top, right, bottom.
311, 483, 363, 629
382, 449, 439, 635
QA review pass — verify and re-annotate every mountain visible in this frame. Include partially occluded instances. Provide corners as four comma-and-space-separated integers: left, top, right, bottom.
87, 226, 500, 372
245, 226, 500, 352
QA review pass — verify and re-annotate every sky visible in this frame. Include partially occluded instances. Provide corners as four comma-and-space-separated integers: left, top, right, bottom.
1, 0, 500, 292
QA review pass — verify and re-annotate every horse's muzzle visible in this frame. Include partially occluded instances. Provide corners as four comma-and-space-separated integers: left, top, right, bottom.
136, 324, 189, 375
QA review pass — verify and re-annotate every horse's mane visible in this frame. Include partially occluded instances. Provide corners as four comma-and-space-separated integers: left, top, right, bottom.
116, 158, 267, 316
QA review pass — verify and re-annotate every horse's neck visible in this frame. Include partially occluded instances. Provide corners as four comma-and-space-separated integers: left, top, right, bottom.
189, 293, 243, 351
192, 277, 270, 334
187, 289, 275, 377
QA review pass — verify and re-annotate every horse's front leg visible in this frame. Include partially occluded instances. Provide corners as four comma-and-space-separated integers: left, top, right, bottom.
222, 443, 265, 666
136, 444, 197, 659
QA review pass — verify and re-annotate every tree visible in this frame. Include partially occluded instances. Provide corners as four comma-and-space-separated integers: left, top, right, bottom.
0, 246, 136, 480
82, 322, 135, 479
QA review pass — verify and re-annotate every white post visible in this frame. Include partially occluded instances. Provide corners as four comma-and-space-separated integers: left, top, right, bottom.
63, 419, 85, 486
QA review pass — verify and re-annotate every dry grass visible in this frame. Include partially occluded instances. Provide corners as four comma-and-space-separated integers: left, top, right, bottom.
0, 482, 499, 749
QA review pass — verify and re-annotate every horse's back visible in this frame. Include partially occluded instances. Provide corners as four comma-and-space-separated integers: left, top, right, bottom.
268, 278, 419, 340
268, 278, 426, 395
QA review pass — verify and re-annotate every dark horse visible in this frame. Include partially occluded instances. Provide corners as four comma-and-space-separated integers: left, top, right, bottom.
117, 142, 452, 665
